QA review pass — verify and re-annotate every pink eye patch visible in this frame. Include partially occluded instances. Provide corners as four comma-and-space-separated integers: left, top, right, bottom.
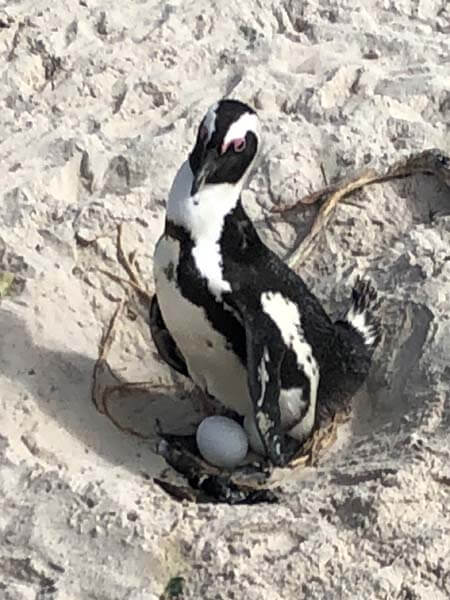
221, 137, 246, 154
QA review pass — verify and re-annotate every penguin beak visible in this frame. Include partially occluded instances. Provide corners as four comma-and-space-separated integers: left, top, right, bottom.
191, 148, 219, 195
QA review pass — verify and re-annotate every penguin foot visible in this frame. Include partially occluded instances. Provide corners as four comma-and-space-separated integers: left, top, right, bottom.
155, 435, 278, 505
266, 432, 303, 468
154, 423, 348, 504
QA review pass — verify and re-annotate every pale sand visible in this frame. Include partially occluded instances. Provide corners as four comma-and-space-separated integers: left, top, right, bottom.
0, 1, 449, 598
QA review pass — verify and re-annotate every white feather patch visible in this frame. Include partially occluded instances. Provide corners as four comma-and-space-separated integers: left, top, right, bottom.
223, 112, 259, 146
257, 347, 270, 408
166, 159, 243, 300
261, 291, 319, 441
346, 306, 377, 347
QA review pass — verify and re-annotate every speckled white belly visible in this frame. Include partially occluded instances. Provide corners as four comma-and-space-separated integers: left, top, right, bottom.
153, 235, 253, 417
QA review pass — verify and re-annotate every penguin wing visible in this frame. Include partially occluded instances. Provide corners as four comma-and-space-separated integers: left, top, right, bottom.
149, 294, 189, 378
228, 297, 290, 467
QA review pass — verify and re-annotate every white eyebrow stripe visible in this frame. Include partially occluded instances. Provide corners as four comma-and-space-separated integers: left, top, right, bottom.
223, 113, 259, 146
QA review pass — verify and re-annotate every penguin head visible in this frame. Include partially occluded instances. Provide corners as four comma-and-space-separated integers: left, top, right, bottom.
189, 99, 259, 195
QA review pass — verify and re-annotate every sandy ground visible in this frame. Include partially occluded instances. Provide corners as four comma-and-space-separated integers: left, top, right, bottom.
0, 1, 449, 598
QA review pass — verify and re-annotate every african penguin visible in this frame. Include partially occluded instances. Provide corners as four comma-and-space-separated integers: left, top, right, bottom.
151, 99, 381, 468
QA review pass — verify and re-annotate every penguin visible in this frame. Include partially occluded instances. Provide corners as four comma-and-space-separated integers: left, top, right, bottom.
151, 99, 381, 477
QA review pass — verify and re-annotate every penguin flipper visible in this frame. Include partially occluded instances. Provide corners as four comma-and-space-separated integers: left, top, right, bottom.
232, 301, 298, 467
149, 294, 189, 378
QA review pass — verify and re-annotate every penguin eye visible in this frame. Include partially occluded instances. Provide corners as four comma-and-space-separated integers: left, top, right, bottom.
221, 137, 247, 155
233, 138, 246, 153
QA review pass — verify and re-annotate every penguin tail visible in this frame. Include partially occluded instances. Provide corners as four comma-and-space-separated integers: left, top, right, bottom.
343, 276, 381, 351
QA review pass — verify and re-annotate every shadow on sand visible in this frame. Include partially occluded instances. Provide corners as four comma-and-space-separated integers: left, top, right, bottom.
0, 307, 200, 478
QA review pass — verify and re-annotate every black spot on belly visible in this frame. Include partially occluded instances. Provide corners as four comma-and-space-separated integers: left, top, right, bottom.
280, 349, 310, 390
165, 220, 247, 365
163, 262, 175, 282
206, 340, 213, 348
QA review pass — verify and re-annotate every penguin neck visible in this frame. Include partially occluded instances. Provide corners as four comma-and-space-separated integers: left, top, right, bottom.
166, 160, 243, 247
219, 199, 264, 262
165, 159, 264, 264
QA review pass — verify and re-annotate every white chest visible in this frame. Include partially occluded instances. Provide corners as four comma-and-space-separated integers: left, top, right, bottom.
153, 235, 252, 416
165, 160, 240, 300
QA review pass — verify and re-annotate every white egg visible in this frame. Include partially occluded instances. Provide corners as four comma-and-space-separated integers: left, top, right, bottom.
196, 416, 248, 469
243, 414, 266, 456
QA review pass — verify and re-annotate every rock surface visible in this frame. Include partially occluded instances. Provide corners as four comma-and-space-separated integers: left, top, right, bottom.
0, 1, 449, 598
